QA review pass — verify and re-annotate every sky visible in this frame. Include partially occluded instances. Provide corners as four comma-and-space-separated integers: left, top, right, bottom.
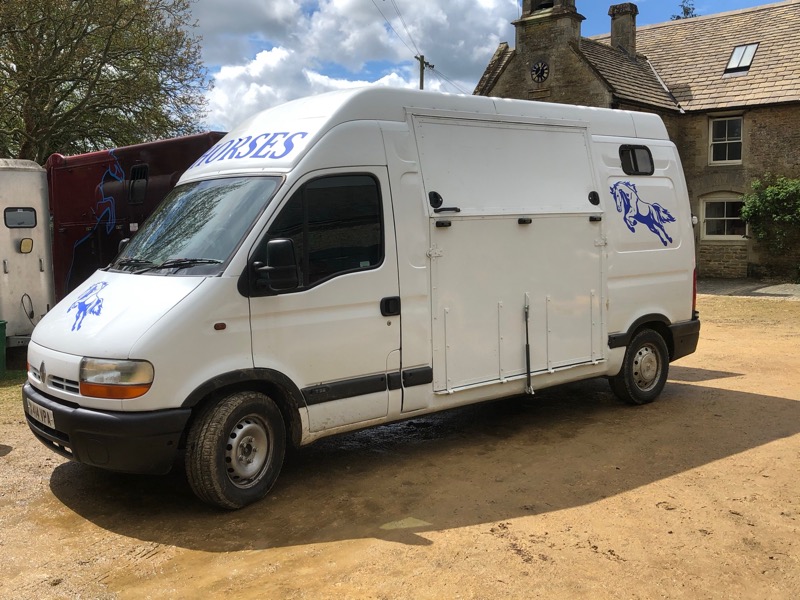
192, 0, 774, 131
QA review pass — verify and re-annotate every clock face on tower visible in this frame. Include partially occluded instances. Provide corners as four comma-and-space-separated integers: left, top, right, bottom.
531, 61, 549, 83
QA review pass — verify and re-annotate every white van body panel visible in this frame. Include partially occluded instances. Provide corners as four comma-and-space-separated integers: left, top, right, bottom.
32, 271, 203, 358
1, 159, 55, 345
23, 88, 699, 481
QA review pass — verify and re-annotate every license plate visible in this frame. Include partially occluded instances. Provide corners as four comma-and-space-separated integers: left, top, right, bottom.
26, 399, 55, 429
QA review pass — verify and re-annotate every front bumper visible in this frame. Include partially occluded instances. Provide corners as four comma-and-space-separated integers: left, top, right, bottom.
22, 382, 191, 475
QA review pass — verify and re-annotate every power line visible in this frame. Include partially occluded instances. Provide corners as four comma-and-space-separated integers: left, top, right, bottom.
370, 0, 416, 55
370, 0, 465, 93
430, 67, 469, 94
388, 0, 421, 56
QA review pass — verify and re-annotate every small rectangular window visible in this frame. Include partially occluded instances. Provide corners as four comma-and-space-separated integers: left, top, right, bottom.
725, 43, 758, 73
702, 199, 746, 240
4, 207, 37, 228
709, 117, 743, 164
620, 145, 654, 176
129, 164, 149, 205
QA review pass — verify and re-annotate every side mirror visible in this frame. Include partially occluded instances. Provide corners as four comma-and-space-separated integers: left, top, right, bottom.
255, 238, 299, 291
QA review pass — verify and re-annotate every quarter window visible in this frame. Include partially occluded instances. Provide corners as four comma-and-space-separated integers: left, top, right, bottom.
702, 197, 746, 240
620, 145, 654, 176
263, 174, 383, 289
710, 117, 742, 164
4, 207, 37, 228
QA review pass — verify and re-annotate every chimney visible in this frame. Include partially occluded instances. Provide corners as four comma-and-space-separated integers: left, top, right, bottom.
609, 3, 639, 56
522, 0, 576, 17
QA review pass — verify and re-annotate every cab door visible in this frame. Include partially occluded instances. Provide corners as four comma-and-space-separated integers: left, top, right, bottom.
245, 169, 401, 432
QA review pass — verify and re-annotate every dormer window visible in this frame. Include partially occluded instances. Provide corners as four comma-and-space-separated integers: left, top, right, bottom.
725, 43, 758, 74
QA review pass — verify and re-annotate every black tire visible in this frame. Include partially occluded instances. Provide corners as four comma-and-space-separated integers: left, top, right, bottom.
185, 391, 286, 509
610, 329, 669, 405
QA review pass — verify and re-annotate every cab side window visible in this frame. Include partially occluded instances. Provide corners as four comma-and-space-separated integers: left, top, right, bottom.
260, 174, 383, 290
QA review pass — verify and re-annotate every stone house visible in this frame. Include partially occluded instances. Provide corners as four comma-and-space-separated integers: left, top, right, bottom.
474, 0, 800, 278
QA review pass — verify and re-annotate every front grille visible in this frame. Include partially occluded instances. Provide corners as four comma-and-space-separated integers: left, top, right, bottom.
49, 375, 80, 394
29, 365, 81, 396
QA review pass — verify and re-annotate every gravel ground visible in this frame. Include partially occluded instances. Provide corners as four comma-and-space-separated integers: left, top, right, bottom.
1, 291, 799, 599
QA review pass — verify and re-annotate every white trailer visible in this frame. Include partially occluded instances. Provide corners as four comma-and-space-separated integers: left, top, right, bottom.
22, 89, 700, 508
1, 159, 55, 349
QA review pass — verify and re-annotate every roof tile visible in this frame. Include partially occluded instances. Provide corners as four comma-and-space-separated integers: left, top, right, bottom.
591, 0, 800, 110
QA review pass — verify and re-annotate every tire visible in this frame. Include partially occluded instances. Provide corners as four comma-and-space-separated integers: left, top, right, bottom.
609, 329, 669, 405
185, 391, 286, 509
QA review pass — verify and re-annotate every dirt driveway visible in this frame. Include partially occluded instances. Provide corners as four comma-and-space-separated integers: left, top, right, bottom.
2, 293, 799, 599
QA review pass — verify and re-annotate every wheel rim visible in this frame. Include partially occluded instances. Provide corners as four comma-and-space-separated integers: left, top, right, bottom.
632, 343, 662, 392
225, 414, 273, 489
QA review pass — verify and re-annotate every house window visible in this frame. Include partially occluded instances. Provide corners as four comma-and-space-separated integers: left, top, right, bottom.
725, 43, 758, 74
709, 117, 742, 164
701, 197, 746, 240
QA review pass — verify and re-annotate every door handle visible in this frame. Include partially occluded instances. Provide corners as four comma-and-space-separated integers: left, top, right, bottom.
380, 296, 401, 316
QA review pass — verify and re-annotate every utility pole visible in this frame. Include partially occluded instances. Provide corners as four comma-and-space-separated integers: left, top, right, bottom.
415, 55, 434, 90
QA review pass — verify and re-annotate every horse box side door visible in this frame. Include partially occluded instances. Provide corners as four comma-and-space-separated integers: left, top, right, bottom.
596, 137, 690, 337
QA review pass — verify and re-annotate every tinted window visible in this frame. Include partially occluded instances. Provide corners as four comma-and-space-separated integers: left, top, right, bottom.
620, 145, 654, 176
4, 207, 37, 228
261, 174, 383, 289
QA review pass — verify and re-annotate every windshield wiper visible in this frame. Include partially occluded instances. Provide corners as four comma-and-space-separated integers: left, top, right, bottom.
135, 257, 223, 274
113, 257, 156, 270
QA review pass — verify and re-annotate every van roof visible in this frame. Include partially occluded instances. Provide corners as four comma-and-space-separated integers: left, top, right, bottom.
0, 158, 44, 172
180, 87, 669, 183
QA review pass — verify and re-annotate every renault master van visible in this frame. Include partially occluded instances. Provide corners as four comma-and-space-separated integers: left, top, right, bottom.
23, 88, 700, 509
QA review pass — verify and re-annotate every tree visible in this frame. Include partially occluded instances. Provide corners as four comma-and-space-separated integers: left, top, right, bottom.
0, 0, 210, 164
741, 174, 800, 255
671, 1, 698, 20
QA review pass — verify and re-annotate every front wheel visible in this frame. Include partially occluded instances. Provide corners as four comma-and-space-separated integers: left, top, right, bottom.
610, 329, 669, 405
185, 391, 286, 509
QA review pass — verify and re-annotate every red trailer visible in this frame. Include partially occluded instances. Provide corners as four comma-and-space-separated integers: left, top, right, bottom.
45, 131, 225, 300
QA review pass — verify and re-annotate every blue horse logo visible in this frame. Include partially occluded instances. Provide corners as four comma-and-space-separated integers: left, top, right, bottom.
68, 281, 109, 331
610, 181, 676, 247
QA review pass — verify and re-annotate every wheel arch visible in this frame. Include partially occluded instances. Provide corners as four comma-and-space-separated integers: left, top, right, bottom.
608, 314, 675, 360
180, 369, 306, 449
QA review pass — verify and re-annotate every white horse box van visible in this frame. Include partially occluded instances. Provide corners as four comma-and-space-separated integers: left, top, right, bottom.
22, 89, 700, 509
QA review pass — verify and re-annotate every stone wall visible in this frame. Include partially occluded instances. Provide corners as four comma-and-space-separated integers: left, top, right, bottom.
490, 11, 612, 107
698, 243, 749, 278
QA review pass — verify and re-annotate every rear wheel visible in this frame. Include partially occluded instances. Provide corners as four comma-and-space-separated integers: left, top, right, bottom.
185, 391, 286, 509
610, 329, 669, 405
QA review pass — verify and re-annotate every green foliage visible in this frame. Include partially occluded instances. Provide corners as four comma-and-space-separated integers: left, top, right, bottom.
741, 174, 800, 255
671, 1, 698, 20
0, 0, 210, 163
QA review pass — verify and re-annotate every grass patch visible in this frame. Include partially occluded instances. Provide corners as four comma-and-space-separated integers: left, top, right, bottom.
1, 369, 26, 385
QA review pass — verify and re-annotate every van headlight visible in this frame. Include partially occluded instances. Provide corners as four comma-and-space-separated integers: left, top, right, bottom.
79, 358, 154, 399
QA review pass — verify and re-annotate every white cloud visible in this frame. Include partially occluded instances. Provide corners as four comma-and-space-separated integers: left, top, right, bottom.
193, 0, 519, 130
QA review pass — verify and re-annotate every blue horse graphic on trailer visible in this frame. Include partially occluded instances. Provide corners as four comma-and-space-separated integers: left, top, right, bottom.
610, 181, 676, 247
68, 281, 109, 331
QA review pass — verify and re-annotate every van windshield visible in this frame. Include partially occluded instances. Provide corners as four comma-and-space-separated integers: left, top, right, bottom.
110, 176, 281, 275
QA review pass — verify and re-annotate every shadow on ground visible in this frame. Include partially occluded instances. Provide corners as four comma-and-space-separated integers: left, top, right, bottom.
49, 374, 800, 551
